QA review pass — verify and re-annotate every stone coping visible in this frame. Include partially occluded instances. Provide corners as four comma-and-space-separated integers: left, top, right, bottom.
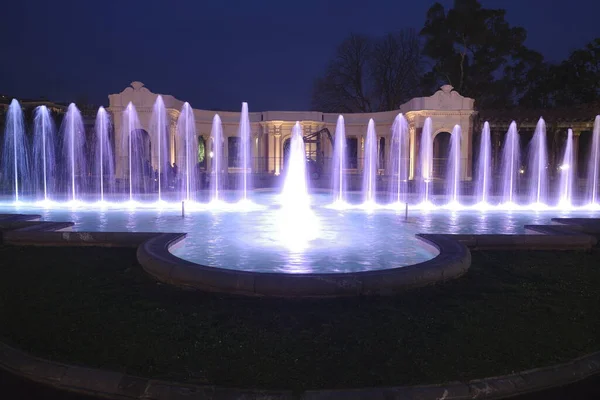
1, 339, 599, 400
1, 212, 599, 297
138, 232, 471, 297
1, 213, 600, 397
0, 213, 474, 298
447, 230, 597, 250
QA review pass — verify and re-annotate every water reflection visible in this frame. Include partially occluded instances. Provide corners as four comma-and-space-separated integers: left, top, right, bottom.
1, 196, 599, 274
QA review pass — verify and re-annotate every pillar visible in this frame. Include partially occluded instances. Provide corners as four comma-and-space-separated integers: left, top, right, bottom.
408, 125, 416, 179
492, 129, 502, 174
466, 118, 473, 180
573, 131, 581, 189
413, 127, 422, 179
274, 125, 282, 175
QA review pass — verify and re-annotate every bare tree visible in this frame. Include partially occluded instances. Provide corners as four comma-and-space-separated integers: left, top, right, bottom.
370, 29, 422, 111
311, 34, 373, 113
311, 30, 422, 113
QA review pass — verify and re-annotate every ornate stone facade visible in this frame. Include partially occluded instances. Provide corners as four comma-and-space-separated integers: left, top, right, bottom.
107, 82, 477, 180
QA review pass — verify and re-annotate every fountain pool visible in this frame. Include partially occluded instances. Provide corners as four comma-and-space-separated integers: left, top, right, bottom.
2, 98, 600, 274
1, 191, 598, 273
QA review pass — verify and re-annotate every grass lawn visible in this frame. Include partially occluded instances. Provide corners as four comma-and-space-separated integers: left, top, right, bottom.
0, 244, 599, 391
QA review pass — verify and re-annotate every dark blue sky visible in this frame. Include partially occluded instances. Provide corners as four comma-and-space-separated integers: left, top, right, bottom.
1, 0, 598, 111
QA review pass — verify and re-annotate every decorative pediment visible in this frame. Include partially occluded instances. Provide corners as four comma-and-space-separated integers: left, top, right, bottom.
400, 85, 475, 113
108, 81, 156, 108
108, 81, 186, 111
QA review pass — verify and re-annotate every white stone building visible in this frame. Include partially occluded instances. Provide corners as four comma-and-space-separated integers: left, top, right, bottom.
108, 81, 476, 182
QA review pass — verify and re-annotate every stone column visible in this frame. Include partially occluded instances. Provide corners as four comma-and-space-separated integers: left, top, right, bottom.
253, 132, 260, 172
466, 118, 474, 180
206, 135, 212, 173
169, 120, 177, 166
273, 125, 282, 175
573, 130, 581, 191
359, 135, 365, 172
413, 127, 422, 179
111, 108, 125, 179
223, 134, 229, 171
492, 129, 502, 174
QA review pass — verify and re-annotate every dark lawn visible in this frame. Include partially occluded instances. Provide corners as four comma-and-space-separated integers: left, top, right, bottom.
0, 245, 599, 390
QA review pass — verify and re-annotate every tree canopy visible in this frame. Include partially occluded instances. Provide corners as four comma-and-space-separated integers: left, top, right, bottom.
420, 0, 541, 109
311, 30, 422, 113
312, 0, 600, 112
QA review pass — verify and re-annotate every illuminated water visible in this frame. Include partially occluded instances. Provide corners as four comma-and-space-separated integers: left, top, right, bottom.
362, 119, 377, 204
331, 115, 347, 204
501, 122, 521, 204
2, 99, 600, 273
475, 122, 491, 204
389, 114, 409, 204
446, 125, 462, 204
2, 191, 598, 273
419, 117, 433, 204
528, 118, 548, 205
32, 106, 56, 201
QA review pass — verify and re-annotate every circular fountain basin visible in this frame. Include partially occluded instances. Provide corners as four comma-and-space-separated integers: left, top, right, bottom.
1, 191, 600, 275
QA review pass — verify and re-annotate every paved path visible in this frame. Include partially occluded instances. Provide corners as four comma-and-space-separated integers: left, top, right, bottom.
2, 369, 600, 399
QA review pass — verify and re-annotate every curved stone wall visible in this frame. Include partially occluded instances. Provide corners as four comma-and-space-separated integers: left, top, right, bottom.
137, 232, 471, 298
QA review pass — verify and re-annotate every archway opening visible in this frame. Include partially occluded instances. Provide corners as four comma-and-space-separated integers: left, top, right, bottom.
433, 131, 451, 179
130, 128, 152, 192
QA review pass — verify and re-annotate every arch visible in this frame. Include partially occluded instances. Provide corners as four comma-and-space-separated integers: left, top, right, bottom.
578, 130, 593, 179
130, 128, 153, 192
379, 137, 386, 170
433, 131, 451, 179
282, 137, 291, 171
197, 136, 206, 169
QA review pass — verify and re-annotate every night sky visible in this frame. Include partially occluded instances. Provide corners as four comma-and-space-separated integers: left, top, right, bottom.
1, 0, 599, 111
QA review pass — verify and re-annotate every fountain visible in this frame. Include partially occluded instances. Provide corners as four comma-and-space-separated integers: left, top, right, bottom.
238, 102, 252, 202
527, 118, 548, 206
419, 117, 433, 205
32, 106, 56, 201
587, 116, 600, 205
177, 103, 198, 202
150, 96, 169, 202
446, 125, 462, 206
60, 104, 87, 201
1, 100, 30, 202
558, 129, 574, 207
121, 103, 143, 201
500, 122, 521, 205
209, 114, 224, 203
281, 122, 309, 210
475, 122, 492, 204
94, 107, 115, 202
389, 114, 409, 204
362, 119, 378, 204
278, 122, 318, 252
2, 95, 600, 273
331, 115, 347, 205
